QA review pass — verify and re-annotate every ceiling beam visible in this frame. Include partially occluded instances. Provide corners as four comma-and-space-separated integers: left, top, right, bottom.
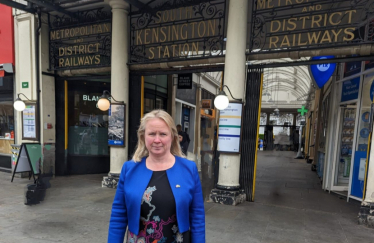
0, 0, 36, 14
25, 0, 79, 19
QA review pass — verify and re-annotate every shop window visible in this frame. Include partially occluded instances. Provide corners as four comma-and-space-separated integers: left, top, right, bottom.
144, 75, 168, 114
0, 75, 14, 156
67, 81, 109, 156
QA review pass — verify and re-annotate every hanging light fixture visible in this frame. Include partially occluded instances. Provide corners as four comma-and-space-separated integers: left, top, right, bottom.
214, 85, 242, 110
97, 90, 124, 111
13, 93, 34, 111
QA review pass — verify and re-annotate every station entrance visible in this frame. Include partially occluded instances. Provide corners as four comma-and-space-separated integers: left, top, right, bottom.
245, 57, 374, 204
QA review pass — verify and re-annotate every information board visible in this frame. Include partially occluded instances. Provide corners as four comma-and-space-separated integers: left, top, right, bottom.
341, 77, 360, 102
217, 103, 243, 153
22, 104, 38, 141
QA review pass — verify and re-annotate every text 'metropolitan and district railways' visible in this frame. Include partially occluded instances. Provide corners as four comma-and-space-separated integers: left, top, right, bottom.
253, 0, 374, 51
50, 23, 111, 68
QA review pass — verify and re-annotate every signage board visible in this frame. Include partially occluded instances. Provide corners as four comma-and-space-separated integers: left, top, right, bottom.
341, 77, 360, 102
49, 9, 111, 70
309, 56, 336, 89
22, 104, 38, 141
108, 104, 126, 147
0, 5, 14, 66
217, 103, 243, 153
250, 0, 374, 53
201, 99, 212, 109
130, 0, 226, 63
11, 143, 41, 182
178, 73, 193, 89
22, 82, 29, 88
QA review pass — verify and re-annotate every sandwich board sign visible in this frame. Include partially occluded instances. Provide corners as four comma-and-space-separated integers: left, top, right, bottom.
11, 143, 42, 182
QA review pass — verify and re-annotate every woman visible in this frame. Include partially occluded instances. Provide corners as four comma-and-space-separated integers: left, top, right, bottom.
108, 110, 205, 243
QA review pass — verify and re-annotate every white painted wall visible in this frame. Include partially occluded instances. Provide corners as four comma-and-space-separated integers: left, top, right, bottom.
40, 19, 56, 144
14, 13, 37, 144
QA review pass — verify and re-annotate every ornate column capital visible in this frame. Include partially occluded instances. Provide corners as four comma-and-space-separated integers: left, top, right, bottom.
108, 0, 130, 11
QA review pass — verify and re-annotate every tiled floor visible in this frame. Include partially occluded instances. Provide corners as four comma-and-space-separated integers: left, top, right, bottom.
1, 151, 374, 242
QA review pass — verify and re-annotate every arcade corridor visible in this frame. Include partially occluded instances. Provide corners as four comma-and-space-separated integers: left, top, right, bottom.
205, 150, 374, 242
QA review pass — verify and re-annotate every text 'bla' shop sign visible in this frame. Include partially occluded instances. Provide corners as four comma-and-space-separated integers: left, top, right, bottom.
250, 0, 374, 53
130, 0, 226, 64
49, 10, 112, 70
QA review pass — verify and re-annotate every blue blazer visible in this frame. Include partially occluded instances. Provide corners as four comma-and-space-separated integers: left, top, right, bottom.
108, 156, 205, 243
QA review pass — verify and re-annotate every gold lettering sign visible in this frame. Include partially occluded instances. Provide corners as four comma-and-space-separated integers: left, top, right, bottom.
50, 23, 111, 69
50, 23, 110, 40
130, 1, 226, 62
251, 0, 369, 51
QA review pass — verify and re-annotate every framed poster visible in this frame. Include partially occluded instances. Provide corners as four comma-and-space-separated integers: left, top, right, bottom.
22, 103, 39, 141
108, 103, 126, 147
217, 102, 243, 153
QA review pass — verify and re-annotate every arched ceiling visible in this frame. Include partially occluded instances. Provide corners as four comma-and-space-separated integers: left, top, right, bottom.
249, 58, 315, 109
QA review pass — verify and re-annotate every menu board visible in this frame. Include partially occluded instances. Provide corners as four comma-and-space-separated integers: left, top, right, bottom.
217, 103, 243, 153
22, 104, 38, 140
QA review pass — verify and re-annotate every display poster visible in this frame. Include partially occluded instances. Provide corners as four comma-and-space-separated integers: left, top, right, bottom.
108, 104, 126, 147
341, 77, 360, 102
22, 104, 37, 140
217, 103, 243, 153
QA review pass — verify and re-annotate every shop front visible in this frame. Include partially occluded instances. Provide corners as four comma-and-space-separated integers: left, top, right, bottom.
56, 78, 111, 175
0, 75, 15, 172
326, 60, 374, 201
0, 4, 15, 173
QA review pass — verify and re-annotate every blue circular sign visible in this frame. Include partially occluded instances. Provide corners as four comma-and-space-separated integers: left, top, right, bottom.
360, 128, 370, 138
362, 112, 370, 123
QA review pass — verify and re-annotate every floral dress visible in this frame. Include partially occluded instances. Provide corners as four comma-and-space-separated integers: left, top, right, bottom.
127, 171, 191, 243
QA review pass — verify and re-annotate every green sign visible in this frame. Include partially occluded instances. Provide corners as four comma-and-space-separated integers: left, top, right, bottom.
298, 106, 308, 116
25, 144, 42, 174
22, 82, 29, 88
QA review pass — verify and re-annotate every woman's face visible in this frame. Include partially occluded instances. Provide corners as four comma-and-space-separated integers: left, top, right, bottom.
145, 118, 173, 157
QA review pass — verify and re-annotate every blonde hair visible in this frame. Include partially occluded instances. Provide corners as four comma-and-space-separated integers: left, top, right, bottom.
132, 109, 185, 162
